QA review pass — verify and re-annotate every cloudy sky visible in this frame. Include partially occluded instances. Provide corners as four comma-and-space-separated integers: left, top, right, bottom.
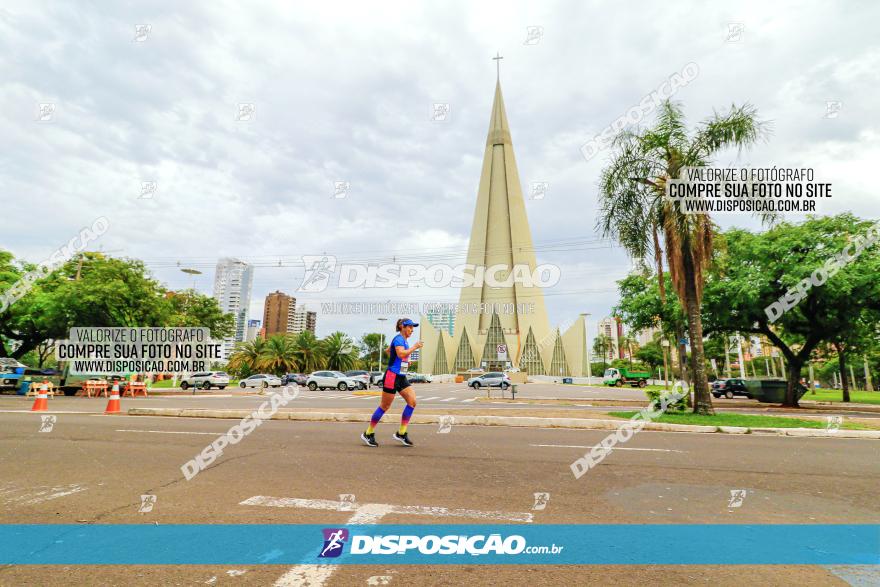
2, 0, 878, 340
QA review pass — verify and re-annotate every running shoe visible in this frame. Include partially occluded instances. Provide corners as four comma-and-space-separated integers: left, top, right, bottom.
392, 431, 414, 447
361, 432, 378, 447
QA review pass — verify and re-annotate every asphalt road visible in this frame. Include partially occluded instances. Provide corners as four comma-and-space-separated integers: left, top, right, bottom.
1, 406, 878, 586
4, 381, 880, 421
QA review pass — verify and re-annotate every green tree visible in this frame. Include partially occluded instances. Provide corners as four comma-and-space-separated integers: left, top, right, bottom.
292, 330, 323, 373
702, 214, 880, 407
227, 338, 267, 377
259, 334, 298, 376
634, 339, 664, 373
0, 254, 172, 358
165, 290, 235, 340
598, 100, 769, 414
0, 252, 234, 359
359, 333, 383, 371
618, 333, 638, 366
321, 331, 358, 371
593, 334, 615, 371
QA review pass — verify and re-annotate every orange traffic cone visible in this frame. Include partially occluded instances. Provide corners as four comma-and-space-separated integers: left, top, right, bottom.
104, 382, 122, 414
30, 380, 49, 411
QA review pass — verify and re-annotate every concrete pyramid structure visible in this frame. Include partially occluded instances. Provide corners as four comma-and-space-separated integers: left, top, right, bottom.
420, 80, 587, 377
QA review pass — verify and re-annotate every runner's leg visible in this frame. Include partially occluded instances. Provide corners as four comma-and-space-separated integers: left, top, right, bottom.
366, 392, 395, 434
397, 386, 417, 434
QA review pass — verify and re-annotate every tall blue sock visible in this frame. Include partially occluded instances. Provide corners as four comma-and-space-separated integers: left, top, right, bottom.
399, 404, 415, 434
366, 406, 385, 433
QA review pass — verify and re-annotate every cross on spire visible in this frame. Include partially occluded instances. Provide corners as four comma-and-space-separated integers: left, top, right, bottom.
492, 51, 503, 82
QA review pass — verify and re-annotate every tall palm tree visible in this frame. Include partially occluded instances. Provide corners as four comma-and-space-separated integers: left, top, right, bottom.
292, 330, 323, 373
227, 337, 267, 375
321, 331, 358, 372
619, 333, 638, 367
258, 334, 298, 376
598, 100, 770, 415
593, 334, 615, 371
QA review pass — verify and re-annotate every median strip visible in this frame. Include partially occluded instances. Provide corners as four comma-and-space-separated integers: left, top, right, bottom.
126, 408, 880, 438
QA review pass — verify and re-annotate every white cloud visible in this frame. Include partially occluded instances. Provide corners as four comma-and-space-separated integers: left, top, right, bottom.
1, 0, 877, 339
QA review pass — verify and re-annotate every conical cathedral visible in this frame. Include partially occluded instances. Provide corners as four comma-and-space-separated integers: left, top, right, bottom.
419, 79, 588, 377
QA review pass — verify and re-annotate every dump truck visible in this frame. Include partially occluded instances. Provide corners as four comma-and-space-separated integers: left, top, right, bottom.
603, 367, 651, 388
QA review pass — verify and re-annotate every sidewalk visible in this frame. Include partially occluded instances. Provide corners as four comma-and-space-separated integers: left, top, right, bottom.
127, 406, 880, 439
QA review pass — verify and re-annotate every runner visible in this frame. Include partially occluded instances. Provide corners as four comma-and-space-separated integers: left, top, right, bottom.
360, 318, 422, 447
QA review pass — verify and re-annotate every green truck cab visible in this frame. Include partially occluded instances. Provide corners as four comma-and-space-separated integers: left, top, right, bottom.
603, 367, 650, 388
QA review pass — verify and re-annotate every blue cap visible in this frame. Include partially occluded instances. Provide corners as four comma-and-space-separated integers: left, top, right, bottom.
401, 318, 419, 327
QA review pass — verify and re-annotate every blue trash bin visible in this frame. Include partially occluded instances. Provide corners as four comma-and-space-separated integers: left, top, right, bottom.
18, 379, 32, 396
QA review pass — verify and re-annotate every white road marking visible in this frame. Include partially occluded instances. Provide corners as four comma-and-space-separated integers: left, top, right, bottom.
2, 483, 87, 505
239, 495, 533, 587
440, 397, 456, 402
161, 395, 234, 399
420, 396, 440, 401
240, 495, 534, 522
115, 429, 226, 435
529, 443, 684, 452
461, 398, 477, 403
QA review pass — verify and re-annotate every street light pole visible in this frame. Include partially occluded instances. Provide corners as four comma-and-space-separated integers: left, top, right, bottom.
377, 317, 388, 383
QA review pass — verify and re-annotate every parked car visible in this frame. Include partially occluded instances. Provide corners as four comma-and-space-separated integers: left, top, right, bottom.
307, 371, 362, 391
408, 373, 433, 384
180, 371, 230, 390
466, 372, 511, 390
711, 378, 750, 399
369, 371, 384, 386
344, 370, 370, 389
239, 373, 282, 389
282, 373, 308, 386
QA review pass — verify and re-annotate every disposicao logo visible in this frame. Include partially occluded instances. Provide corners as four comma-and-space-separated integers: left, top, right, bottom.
319, 528, 349, 558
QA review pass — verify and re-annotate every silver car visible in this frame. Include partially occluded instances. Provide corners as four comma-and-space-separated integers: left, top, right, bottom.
239, 373, 282, 389
307, 371, 361, 391
466, 372, 511, 390
180, 371, 230, 390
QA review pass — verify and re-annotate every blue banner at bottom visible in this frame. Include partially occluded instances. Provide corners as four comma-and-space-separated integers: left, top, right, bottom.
1, 525, 878, 565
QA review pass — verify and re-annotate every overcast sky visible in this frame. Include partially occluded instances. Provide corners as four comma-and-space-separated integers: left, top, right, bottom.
2, 0, 878, 340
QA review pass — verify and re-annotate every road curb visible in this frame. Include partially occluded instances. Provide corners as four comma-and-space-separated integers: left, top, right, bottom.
125, 408, 880, 438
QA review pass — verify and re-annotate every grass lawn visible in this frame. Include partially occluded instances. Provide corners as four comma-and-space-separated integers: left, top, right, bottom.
801, 388, 880, 405
607, 411, 874, 430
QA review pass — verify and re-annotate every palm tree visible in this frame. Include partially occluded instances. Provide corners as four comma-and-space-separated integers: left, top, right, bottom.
321, 331, 358, 372
292, 330, 323, 373
619, 333, 638, 367
598, 100, 769, 415
227, 337, 267, 376
593, 334, 616, 372
258, 334, 298, 376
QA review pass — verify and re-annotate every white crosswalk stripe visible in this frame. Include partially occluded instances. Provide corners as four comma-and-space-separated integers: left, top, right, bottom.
461, 398, 477, 403
440, 397, 456, 402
